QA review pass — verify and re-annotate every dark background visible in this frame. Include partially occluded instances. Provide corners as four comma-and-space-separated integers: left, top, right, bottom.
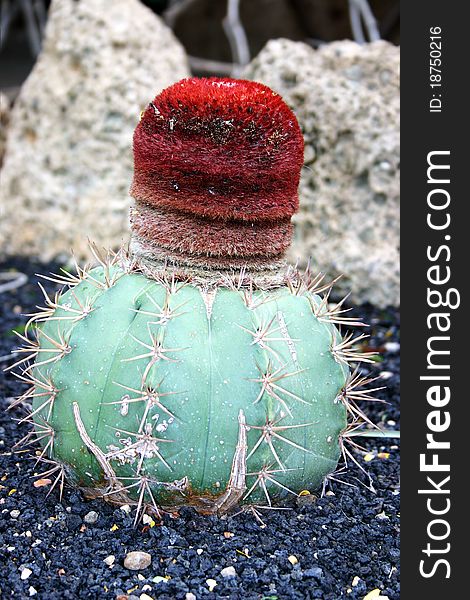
1, 0, 400, 96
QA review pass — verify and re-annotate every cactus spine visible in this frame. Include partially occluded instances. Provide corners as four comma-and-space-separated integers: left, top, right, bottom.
10, 78, 380, 523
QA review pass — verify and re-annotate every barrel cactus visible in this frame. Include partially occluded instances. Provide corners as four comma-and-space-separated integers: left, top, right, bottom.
11, 78, 378, 523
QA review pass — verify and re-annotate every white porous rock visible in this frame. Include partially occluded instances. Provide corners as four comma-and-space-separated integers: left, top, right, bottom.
0, 0, 189, 262
245, 39, 400, 307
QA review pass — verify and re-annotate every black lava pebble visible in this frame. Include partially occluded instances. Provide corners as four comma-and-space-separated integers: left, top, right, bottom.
0, 258, 400, 599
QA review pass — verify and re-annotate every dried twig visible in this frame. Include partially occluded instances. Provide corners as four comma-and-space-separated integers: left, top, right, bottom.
348, 0, 381, 43
163, 0, 200, 28
18, 0, 42, 56
0, 271, 28, 294
223, 0, 250, 76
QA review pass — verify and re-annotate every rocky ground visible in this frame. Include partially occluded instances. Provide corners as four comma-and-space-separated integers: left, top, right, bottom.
0, 258, 400, 600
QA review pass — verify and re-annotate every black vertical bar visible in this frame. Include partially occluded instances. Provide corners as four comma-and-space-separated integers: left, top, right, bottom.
401, 1, 466, 597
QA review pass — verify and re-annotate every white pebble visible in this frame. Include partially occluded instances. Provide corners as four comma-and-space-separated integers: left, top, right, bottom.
124, 551, 152, 570
10, 510, 20, 519
376, 511, 389, 520
103, 555, 115, 566
206, 579, 217, 592
220, 566, 236, 578
29, 587, 37, 597
185, 594, 196, 600
20, 567, 33, 580
120, 504, 131, 514
142, 514, 154, 525
384, 342, 400, 353
196, 548, 203, 555
84, 511, 99, 524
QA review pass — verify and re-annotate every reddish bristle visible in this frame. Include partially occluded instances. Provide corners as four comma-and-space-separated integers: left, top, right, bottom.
130, 77, 304, 222
130, 205, 292, 258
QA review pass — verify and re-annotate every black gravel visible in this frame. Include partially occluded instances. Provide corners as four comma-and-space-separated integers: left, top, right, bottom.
0, 258, 400, 600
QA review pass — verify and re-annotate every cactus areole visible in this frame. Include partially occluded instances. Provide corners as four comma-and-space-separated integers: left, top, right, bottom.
15, 78, 378, 523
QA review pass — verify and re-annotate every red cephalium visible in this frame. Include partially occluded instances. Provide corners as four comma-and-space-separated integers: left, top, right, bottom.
130, 77, 304, 261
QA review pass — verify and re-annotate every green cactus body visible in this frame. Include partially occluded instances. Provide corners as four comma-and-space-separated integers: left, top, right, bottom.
13, 77, 379, 520
30, 265, 348, 509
